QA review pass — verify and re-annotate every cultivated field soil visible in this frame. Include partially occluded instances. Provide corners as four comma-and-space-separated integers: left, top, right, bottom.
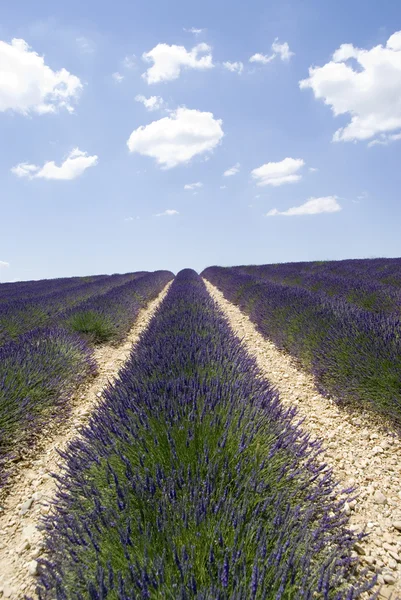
0, 275, 400, 599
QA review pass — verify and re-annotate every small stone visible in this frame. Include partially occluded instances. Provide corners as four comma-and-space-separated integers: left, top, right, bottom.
19, 497, 34, 515
28, 560, 39, 576
372, 446, 384, 456
354, 542, 366, 555
343, 502, 351, 516
22, 523, 37, 542
392, 521, 401, 531
382, 573, 396, 584
96, 392, 102, 398
2, 584, 14, 598
373, 490, 387, 504
32, 491, 42, 502
388, 550, 400, 562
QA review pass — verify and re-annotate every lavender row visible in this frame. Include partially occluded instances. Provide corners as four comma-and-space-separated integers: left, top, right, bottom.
35, 270, 374, 599
0, 274, 111, 304
233, 258, 401, 315
203, 266, 401, 428
0, 329, 96, 490
59, 270, 174, 344
0, 272, 147, 347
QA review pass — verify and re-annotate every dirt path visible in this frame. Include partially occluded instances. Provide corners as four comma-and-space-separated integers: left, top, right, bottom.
0, 282, 171, 599
204, 279, 401, 600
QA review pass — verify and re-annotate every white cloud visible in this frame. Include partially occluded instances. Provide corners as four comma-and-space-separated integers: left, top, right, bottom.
135, 94, 164, 111
124, 216, 140, 221
184, 182, 203, 190
251, 158, 305, 187
220, 185, 227, 189
266, 196, 341, 217
155, 209, 179, 217
112, 72, 124, 83
0, 261, 10, 269
183, 27, 205, 35
249, 53, 275, 65
127, 107, 223, 169
0, 38, 82, 115
300, 31, 401, 144
223, 61, 244, 74
250, 39, 294, 66
309, 167, 319, 172
123, 55, 136, 69
142, 43, 213, 84
271, 39, 294, 62
223, 162, 240, 176
11, 148, 98, 181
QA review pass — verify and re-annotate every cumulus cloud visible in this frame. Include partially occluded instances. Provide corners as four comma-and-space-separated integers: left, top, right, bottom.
266, 196, 341, 216
299, 31, 401, 144
11, 148, 98, 180
251, 158, 304, 187
112, 72, 124, 83
0, 261, 10, 269
309, 167, 319, 172
127, 107, 224, 169
155, 209, 179, 217
250, 39, 294, 65
0, 38, 82, 115
271, 39, 294, 62
142, 43, 213, 84
249, 53, 275, 65
223, 162, 240, 176
223, 61, 244, 74
184, 182, 202, 190
135, 94, 164, 111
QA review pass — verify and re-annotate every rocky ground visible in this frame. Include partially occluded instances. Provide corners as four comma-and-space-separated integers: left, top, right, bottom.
204, 279, 401, 600
0, 282, 171, 599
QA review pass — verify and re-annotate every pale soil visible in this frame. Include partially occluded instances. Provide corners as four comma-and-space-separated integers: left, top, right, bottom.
0, 282, 172, 599
204, 279, 401, 600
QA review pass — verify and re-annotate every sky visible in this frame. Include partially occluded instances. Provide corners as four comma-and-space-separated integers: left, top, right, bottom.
1, 0, 401, 281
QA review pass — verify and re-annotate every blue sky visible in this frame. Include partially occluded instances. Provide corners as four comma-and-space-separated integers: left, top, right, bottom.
1, 0, 401, 281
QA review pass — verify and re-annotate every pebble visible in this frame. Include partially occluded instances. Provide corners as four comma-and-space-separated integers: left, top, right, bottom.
383, 573, 396, 584
354, 542, 366, 555
393, 521, 401, 532
19, 497, 34, 515
374, 490, 387, 504
28, 559, 39, 575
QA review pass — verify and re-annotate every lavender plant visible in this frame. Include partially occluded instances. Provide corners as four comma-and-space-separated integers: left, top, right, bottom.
61, 270, 174, 344
0, 328, 96, 488
36, 270, 374, 599
0, 272, 147, 347
202, 265, 401, 428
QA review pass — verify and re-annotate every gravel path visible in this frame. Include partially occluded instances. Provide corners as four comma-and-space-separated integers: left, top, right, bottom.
204, 279, 401, 600
0, 282, 172, 599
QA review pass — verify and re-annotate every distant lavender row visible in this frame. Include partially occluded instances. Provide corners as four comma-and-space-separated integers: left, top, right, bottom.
0, 272, 147, 347
60, 270, 174, 344
233, 258, 401, 314
0, 328, 96, 490
0, 274, 110, 304
36, 270, 374, 599
203, 266, 401, 428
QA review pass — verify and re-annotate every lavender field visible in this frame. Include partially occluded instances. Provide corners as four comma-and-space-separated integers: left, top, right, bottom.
2, 257, 401, 598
